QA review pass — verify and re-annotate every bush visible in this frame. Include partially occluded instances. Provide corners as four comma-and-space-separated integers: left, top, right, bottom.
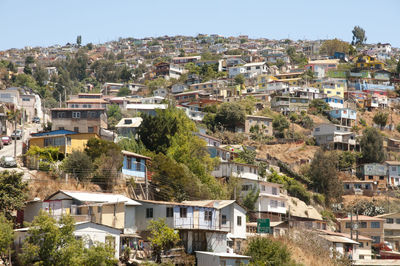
287, 182, 311, 205
396, 124, 400, 133
246, 237, 295, 266
313, 193, 325, 206
359, 118, 367, 126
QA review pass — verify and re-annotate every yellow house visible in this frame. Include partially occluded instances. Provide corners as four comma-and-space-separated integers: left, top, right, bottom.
257, 74, 277, 89
28, 130, 99, 154
316, 79, 346, 98
354, 55, 384, 70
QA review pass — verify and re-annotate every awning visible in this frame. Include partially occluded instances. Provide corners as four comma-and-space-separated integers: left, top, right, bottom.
120, 233, 141, 238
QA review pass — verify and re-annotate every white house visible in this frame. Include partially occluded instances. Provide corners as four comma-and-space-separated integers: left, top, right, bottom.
153, 88, 168, 98
135, 200, 247, 254
212, 162, 259, 181
385, 161, 400, 187
196, 251, 250, 266
229, 62, 268, 78
14, 222, 122, 259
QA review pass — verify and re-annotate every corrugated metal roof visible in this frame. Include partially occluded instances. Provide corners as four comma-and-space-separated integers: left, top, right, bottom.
31, 130, 77, 136
320, 235, 359, 244
116, 117, 142, 128
48, 190, 140, 206
121, 150, 151, 160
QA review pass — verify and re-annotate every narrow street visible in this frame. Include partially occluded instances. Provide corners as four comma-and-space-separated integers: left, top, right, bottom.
0, 123, 42, 180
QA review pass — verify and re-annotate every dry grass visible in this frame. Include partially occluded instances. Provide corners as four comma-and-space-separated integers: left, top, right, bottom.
27, 171, 129, 200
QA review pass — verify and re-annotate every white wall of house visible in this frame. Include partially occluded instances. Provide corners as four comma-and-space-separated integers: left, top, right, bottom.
232, 204, 247, 239
74, 222, 121, 259
256, 197, 286, 214
124, 205, 137, 234
212, 163, 258, 180
206, 232, 227, 253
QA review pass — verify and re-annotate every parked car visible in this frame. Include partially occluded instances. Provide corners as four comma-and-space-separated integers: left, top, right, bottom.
0, 156, 17, 168
32, 117, 40, 123
1, 136, 12, 145
11, 129, 22, 140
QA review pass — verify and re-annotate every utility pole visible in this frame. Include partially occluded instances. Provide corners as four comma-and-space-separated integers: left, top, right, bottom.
13, 120, 17, 158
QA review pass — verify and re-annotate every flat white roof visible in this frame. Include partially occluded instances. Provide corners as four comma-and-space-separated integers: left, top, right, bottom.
126, 104, 167, 110
49, 190, 141, 206
195, 251, 250, 259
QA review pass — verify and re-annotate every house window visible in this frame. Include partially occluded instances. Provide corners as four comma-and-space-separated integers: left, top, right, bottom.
359, 242, 364, 248
72, 112, 81, 118
127, 158, 132, 170
204, 210, 212, 221
270, 200, 278, 208
180, 207, 187, 218
380, 176, 385, 180
237, 216, 242, 226
396, 219, 400, 224
222, 215, 227, 225
166, 207, 173, 218
371, 236, 380, 243
261, 185, 265, 191
146, 208, 153, 218
242, 185, 252, 191
371, 222, 380, 228
280, 201, 285, 208
360, 222, 367, 228
387, 218, 394, 224
98, 206, 102, 213
74, 127, 79, 132
345, 222, 351, 228
272, 187, 278, 195
57, 112, 66, 118
105, 236, 115, 250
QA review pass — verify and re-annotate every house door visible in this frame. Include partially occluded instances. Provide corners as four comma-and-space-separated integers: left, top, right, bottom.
192, 231, 206, 252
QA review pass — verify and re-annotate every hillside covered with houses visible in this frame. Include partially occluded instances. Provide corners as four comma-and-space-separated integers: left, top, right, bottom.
1, 27, 400, 265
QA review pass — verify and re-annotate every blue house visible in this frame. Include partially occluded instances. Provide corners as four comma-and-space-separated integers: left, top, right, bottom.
328, 108, 357, 127
121, 150, 151, 183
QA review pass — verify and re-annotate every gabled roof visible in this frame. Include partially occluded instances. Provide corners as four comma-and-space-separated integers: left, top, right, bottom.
121, 150, 151, 160
182, 200, 236, 209
46, 190, 140, 206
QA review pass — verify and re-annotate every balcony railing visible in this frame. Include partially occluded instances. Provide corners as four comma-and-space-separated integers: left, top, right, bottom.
173, 217, 231, 232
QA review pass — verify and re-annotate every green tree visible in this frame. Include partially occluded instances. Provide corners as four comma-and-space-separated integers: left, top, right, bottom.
61, 150, 94, 182
33, 65, 49, 87
397, 60, 400, 74
0, 213, 13, 265
151, 153, 210, 201
234, 74, 245, 85
146, 77, 167, 92
309, 99, 330, 114
237, 147, 256, 164
242, 187, 259, 211
76, 35, 82, 47
82, 243, 118, 266
23, 65, 32, 75
373, 111, 388, 130
320, 39, 351, 56
19, 211, 117, 266
85, 138, 121, 161
309, 150, 342, 205
214, 102, 245, 131
272, 114, 289, 138
117, 86, 130, 96
360, 127, 385, 163
148, 218, 180, 263
119, 66, 132, 82
0, 171, 28, 220
246, 237, 294, 266
352, 26, 367, 45
25, 56, 35, 65
107, 104, 123, 130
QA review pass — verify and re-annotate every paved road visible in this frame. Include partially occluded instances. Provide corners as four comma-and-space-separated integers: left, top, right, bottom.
0, 123, 42, 180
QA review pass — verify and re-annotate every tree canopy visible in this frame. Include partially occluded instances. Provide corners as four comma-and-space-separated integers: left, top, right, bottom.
245, 237, 295, 266
352, 26, 367, 45
360, 127, 385, 163
19, 211, 117, 266
320, 39, 350, 56
309, 150, 343, 205
0, 171, 28, 220
148, 218, 180, 263
214, 102, 245, 131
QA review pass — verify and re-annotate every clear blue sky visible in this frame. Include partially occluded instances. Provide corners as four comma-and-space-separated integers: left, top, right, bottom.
1, 0, 400, 50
